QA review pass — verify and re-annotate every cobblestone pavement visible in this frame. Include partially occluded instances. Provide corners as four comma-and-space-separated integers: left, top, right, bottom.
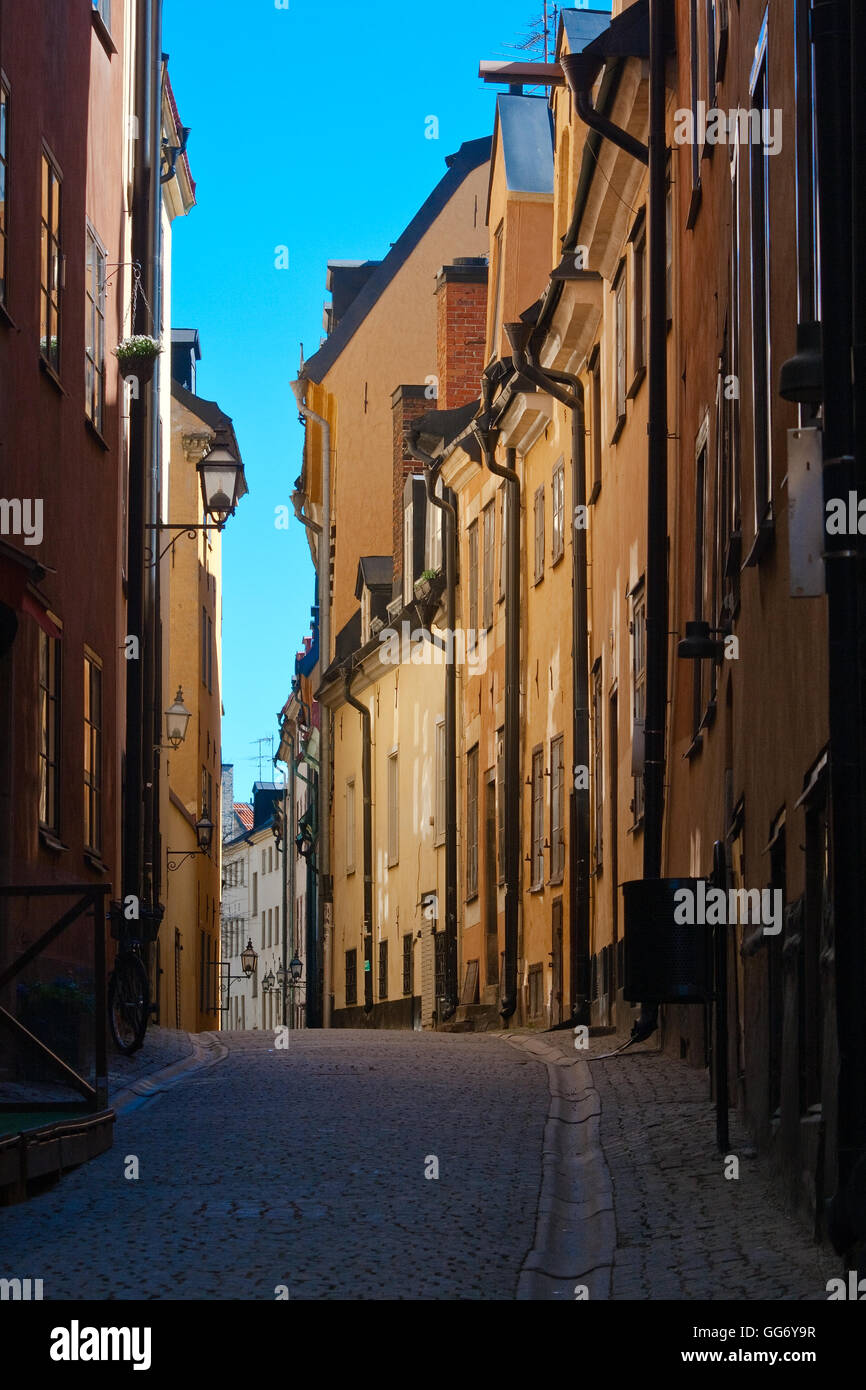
540, 1028, 838, 1300
0, 1030, 547, 1300
1, 1027, 194, 1108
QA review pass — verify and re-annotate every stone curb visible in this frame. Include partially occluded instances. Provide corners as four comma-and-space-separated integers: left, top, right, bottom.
111, 1030, 228, 1116
502, 1032, 616, 1301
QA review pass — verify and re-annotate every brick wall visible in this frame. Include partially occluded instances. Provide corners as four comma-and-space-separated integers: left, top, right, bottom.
435, 260, 489, 410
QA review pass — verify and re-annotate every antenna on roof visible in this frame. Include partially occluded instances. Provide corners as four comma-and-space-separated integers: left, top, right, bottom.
249, 734, 275, 781
500, 2, 559, 70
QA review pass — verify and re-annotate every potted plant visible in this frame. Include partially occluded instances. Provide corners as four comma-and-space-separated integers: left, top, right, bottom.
414, 568, 442, 604
113, 334, 162, 384
16, 977, 95, 1082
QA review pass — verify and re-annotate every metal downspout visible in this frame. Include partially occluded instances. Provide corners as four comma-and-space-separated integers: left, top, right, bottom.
291, 382, 331, 1028
474, 425, 520, 1020
408, 443, 459, 1020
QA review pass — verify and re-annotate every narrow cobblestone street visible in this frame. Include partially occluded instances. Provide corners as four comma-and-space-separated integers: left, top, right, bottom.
0, 1029, 838, 1301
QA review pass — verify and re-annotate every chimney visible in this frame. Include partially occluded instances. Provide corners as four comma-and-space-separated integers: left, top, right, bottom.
221, 763, 234, 842
391, 384, 431, 593
435, 258, 489, 410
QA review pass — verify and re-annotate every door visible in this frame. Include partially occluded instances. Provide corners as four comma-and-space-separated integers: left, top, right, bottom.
609, 691, 619, 1024
484, 773, 498, 988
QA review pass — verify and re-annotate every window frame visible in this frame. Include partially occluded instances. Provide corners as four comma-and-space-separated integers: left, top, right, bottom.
466, 744, 479, 901
746, 14, 774, 556
84, 224, 106, 432
434, 719, 445, 847
83, 649, 103, 854
345, 948, 358, 1007
40, 147, 63, 375
0, 73, 10, 309
588, 345, 602, 502
38, 628, 62, 835
467, 519, 479, 648
631, 585, 646, 826
345, 776, 356, 874
612, 261, 627, 436
592, 659, 603, 870
481, 500, 495, 629
387, 749, 399, 868
550, 734, 565, 883
533, 485, 545, 585
531, 746, 545, 890
551, 460, 565, 564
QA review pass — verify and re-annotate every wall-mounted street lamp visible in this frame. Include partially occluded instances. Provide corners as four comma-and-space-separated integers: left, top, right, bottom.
262, 968, 276, 993
220, 938, 258, 1018
163, 687, 192, 750
677, 621, 726, 661
167, 813, 215, 872
145, 428, 245, 564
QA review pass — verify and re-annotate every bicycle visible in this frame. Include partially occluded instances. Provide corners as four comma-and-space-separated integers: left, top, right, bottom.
107, 900, 160, 1055
108, 938, 150, 1055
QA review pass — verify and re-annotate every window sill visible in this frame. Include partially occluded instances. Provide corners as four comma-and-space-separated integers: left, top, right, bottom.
551, 550, 565, 568
627, 365, 646, 400
84, 849, 108, 873
529, 883, 545, 895
39, 828, 68, 853
610, 413, 626, 446
85, 415, 110, 450
684, 731, 704, 761
91, 9, 117, 56
686, 181, 702, 230
39, 356, 65, 394
588, 479, 601, 506
533, 573, 544, 587
0, 299, 17, 330
465, 892, 479, 905
548, 874, 564, 888
742, 511, 775, 568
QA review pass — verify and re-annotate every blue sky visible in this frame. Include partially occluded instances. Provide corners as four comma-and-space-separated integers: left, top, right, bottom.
163, 0, 569, 795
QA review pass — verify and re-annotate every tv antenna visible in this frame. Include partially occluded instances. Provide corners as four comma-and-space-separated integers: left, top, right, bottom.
500, 2, 559, 68
249, 735, 275, 781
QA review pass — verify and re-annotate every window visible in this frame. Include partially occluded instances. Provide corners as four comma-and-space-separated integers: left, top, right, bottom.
496, 731, 505, 885
665, 160, 673, 323
434, 721, 445, 846
467, 520, 478, 645
550, 735, 565, 881
207, 614, 213, 692
631, 225, 647, 383
92, 0, 112, 29
531, 748, 544, 888
632, 587, 646, 823
387, 750, 399, 867
346, 777, 356, 873
466, 745, 478, 899
551, 462, 565, 563
40, 150, 62, 372
533, 487, 545, 584
252, 871, 258, 916
592, 661, 603, 868
345, 949, 357, 1007
425, 476, 443, 573
498, 486, 507, 600
489, 221, 504, 360
402, 934, 414, 996
434, 930, 446, 1005
613, 263, 627, 429
528, 963, 544, 1020
749, 20, 773, 537
268, 845, 273, 874
0, 75, 9, 306
38, 630, 61, 833
275, 904, 279, 944
201, 607, 208, 685
83, 652, 102, 852
481, 501, 495, 628
794, 0, 821, 330
85, 227, 106, 431
378, 940, 388, 1000
403, 499, 414, 606
589, 346, 602, 500
693, 432, 709, 734
688, 0, 702, 208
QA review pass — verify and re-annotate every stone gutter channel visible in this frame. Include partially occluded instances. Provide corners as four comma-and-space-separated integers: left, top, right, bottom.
504, 1033, 616, 1300
111, 1031, 227, 1116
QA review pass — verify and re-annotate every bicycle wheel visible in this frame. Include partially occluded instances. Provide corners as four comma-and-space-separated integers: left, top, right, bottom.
108, 953, 150, 1055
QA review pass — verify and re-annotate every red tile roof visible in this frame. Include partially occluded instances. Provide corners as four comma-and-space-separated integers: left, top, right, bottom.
233, 803, 254, 831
